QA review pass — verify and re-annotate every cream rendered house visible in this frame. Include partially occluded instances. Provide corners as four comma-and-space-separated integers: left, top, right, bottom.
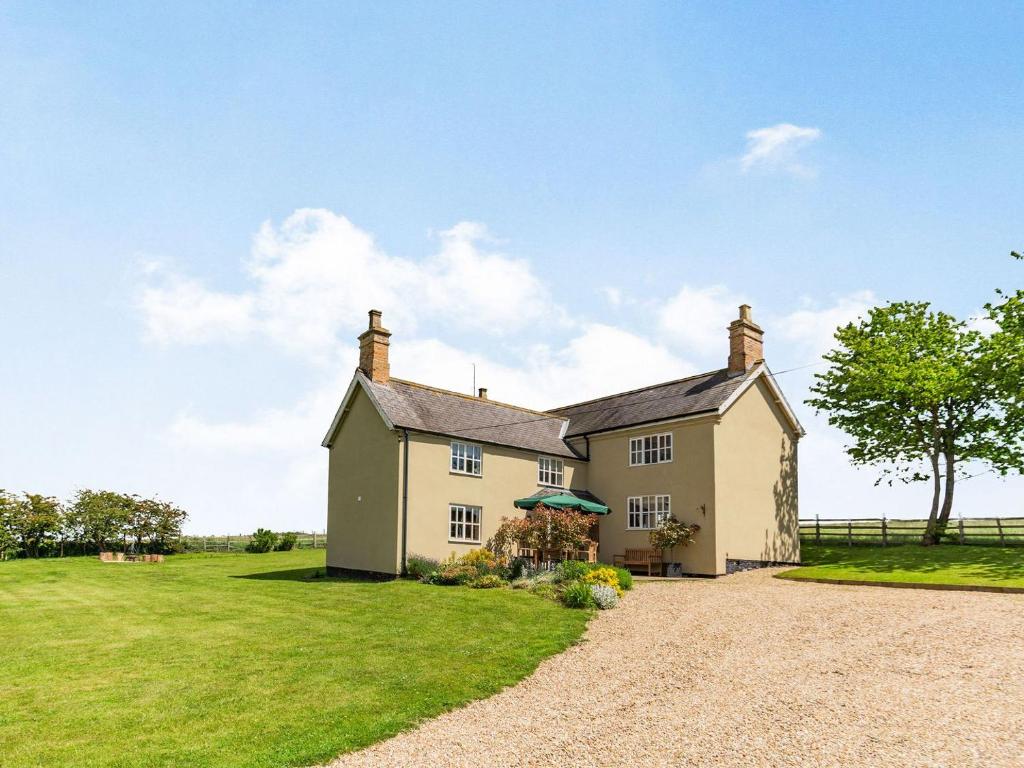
323, 307, 804, 578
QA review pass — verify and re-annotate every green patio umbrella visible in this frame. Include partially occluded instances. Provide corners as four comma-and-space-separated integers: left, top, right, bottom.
513, 493, 610, 515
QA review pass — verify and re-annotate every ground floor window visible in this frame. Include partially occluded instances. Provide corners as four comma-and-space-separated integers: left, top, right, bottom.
449, 504, 482, 543
626, 495, 670, 530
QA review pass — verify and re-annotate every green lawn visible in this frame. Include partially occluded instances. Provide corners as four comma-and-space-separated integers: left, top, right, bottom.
780, 544, 1024, 589
0, 550, 588, 768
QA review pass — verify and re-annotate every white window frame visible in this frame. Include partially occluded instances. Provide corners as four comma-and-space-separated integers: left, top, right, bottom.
537, 456, 564, 487
626, 495, 671, 530
628, 432, 673, 466
448, 504, 482, 543
450, 441, 482, 476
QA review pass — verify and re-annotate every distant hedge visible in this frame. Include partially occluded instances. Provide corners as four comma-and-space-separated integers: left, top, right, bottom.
0, 489, 187, 560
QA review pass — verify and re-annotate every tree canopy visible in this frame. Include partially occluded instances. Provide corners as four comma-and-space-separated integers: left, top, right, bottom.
808, 282, 1023, 544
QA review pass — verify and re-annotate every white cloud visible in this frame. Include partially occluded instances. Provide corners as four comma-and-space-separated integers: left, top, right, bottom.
776, 291, 877, 360
138, 270, 256, 345
740, 123, 822, 177
658, 284, 747, 359
138, 209, 556, 364
601, 286, 623, 307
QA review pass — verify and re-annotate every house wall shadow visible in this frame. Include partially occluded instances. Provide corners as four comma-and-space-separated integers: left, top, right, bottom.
231, 567, 375, 583
764, 435, 800, 564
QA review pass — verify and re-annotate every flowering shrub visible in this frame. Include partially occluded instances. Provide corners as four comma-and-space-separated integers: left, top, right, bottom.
432, 563, 478, 585
590, 584, 619, 609
469, 574, 505, 589
582, 566, 623, 596
488, 517, 533, 560
489, 504, 597, 559
648, 516, 700, 551
561, 580, 595, 608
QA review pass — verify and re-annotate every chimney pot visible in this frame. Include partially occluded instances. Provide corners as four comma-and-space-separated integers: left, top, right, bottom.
358, 309, 391, 383
727, 304, 764, 375
477, 387, 488, 400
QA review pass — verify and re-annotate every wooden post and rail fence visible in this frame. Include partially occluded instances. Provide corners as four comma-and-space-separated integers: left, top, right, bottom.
800, 516, 1024, 546
177, 531, 327, 553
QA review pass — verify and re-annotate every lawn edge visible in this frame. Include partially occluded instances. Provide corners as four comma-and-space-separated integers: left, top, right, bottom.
775, 571, 1024, 594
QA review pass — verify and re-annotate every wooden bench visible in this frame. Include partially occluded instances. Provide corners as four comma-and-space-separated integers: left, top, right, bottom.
613, 548, 663, 576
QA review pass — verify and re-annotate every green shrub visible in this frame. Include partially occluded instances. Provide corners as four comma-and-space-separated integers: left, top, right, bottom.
508, 557, 531, 580
469, 574, 505, 589
433, 563, 477, 585
406, 554, 440, 580
562, 580, 595, 609
555, 560, 590, 583
510, 577, 531, 590
245, 528, 278, 553
613, 567, 633, 591
274, 532, 298, 551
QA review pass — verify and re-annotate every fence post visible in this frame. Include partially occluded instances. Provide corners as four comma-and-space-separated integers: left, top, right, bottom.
815, 515, 821, 545
313, 531, 317, 548
958, 517, 965, 545
997, 517, 1005, 546
882, 517, 887, 547
847, 520, 853, 547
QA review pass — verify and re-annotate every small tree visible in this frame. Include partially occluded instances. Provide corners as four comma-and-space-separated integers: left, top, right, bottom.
648, 516, 700, 551
808, 300, 1024, 545
246, 528, 278, 553
489, 505, 595, 557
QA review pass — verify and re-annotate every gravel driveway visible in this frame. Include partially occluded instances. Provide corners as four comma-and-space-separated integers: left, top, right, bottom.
324, 569, 1024, 768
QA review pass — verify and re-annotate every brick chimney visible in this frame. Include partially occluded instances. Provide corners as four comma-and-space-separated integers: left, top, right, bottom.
727, 304, 764, 375
358, 309, 391, 383
477, 387, 488, 400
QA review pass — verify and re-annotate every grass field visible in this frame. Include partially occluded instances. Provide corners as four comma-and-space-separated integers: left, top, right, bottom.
0, 550, 588, 768
780, 544, 1024, 588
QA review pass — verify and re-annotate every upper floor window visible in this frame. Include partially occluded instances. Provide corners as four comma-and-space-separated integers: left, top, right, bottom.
629, 433, 672, 466
451, 441, 482, 476
537, 456, 564, 487
449, 504, 482, 543
627, 495, 670, 530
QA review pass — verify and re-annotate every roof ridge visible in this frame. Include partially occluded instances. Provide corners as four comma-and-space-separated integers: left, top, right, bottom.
387, 377, 564, 420
549, 367, 730, 412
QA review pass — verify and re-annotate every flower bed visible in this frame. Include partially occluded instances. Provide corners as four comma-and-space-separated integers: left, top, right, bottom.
408, 548, 632, 610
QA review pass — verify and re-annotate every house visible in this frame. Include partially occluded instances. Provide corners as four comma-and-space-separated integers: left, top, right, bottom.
322, 306, 803, 578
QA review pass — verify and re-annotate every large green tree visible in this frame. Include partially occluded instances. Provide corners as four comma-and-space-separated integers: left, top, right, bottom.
65, 490, 133, 553
808, 298, 1024, 545
0, 490, 23, 559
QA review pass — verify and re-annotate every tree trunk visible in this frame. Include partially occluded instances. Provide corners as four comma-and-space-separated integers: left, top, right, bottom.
935, 450, 957, 540
922, 451, 943, 545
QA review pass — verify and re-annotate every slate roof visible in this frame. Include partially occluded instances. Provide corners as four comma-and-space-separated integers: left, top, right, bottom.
361, 375, 579, 459
335, 366, 761, 457
549, 368, 749, 438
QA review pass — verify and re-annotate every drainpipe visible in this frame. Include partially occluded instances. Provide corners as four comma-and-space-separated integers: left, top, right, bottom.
400, 429, 410, 575
584, 435, 591, 461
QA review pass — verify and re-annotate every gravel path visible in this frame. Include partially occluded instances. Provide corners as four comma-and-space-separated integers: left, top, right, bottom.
324, 570, 1024, 768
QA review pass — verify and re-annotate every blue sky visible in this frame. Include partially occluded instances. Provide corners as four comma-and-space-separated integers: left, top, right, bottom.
2, 2, 1022, 533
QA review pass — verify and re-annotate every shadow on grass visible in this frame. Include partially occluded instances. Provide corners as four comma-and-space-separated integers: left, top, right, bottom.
231, 567, 375, 583
801, 544, 1024, 582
